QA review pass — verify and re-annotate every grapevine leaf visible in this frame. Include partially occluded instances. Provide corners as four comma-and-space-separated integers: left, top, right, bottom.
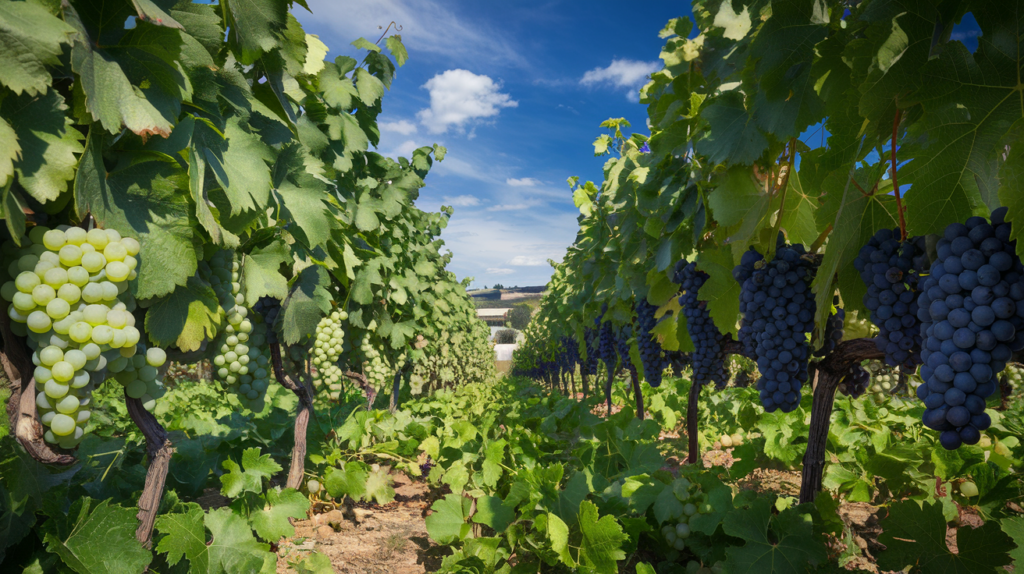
196, 116, 275, 216
0, 482, 35, 563
425, 493, 472, 544
272, 145, 332, 248
250, 488, 309, 542
472, 495, 514, 533
748, 0, 828, 139
40, 498, 152, 574
131, 0, 184, 29
280, 264, 331, 345
222, 0, 289, 65
547, 512, 575, 567
144, 275, 222, 352
878, 500, 1013, 573
65, 5, 184, 138
290, 552, 334, 574
0, 116, 17, 189
810, 167, 898, 333
325, 112, 369, 152
577, 500, 628, 574
696, 245, 742, 336
220, 448, 282, 498
2, 89, 85, 203
481, 439, 506, 488
350, 37, 380, 53
708, 167, 770, 259
695, 91, 768, 166
722, 498, 827, 574
241, 239, 290, 306
635, 563, 656, 574
901, 14, 1024, 236
364, 467, 395, 505
324, 463, 367, 500
319, 59, 359, 111
384, 36, 408, 66
75, 131, 199, 299
354, 67, 385, 106
156, 504, 274, 574
777, 169, 819, 248
0, 0, 75, 96
303, 34, 328, 75
1001, 516, 1024, 565
996, 122, 1024, 261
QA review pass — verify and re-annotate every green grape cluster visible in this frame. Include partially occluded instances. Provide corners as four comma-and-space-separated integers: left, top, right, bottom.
1, 225, 152, 448
867, 361, 895, 400
312, 310, 347, 399
1005, 363, 1022, 387
204, 251, 272, 412
660, 476, 715, 553
359, 333, 390, 388
107, 345, 168, 409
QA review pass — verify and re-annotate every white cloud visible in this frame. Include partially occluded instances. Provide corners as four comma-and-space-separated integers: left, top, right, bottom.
297, 0, 524, 67
417, 69, 518, 134
380, 139, 420, 160
581, 59, 660, 100
487, 268, 515, 275
379, 119, 418, 135
487, 203, 533, 212
443, 195, 480, 207
507, 255, 546, 266
506, 177, 541, 187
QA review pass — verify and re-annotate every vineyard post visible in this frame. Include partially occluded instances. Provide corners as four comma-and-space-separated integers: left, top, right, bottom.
270, 343, 314, 490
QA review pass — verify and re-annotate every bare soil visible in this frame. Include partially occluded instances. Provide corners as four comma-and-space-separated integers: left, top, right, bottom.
276, 473, 446, 573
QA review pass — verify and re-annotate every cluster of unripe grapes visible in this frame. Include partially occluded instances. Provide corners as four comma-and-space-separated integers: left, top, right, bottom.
203, 252, 271, 412
313, 310, 347, 399
360, 333, 391, 388
660, 476, 714, 553
0, 225, 163, 447
868, 362, 896, 400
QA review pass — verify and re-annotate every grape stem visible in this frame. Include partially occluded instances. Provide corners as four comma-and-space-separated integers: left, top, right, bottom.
269, 343, 314, 490
125, 393, 173, 548
891, 108, 907, 241
766, 138, 798, 261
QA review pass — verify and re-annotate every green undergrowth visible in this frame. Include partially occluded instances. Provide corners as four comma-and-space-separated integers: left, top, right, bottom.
3, 375, 1024, 573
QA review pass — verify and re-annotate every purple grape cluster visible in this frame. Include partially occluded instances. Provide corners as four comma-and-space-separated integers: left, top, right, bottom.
853, 228, 925, 369
916, 207, 1024, 449
837, 363, 870, 398
676, 261, 728, 388
734, 247, 766, 356
736, 243, 818, 412
814, 296, 845, 358
636, 300, 669, 387
253, 297, 281, 345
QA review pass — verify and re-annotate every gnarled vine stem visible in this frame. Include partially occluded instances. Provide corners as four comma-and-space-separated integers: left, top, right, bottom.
270, 343, 314, 490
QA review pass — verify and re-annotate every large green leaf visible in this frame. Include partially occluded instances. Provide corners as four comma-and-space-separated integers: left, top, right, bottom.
1, 89, 84, 203
425, 493, 472, 544
250, 488, 309, 541
279, 264, 331, 345
241, 239, 290, 306
272, 145, 332, 248
220, 448, 283, 498
40, 498, 152, 574
223, 0, 289, 65
877, 500, 1013, 573
0, 0, 75, 96
722, 498, 827, 574
156, 503, 275, 574
143, 275, 222, 352
695, 91, 768, 166
75, 131, 199, 299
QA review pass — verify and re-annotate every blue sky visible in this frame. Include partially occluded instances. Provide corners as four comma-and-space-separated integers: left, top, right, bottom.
296, 2, 983, 290
296, 0, 691, 289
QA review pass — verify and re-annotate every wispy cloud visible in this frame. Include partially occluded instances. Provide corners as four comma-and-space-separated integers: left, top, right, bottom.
506, 177, 541, 187
417, 69, 518, 135
486, 268, 515, 275
443, 195, 480, 207
581, 58, 660, 101
297, 0, 524, 67
487, 203, 534, 212
379, 119, 418, 135
507, 255, 547, 266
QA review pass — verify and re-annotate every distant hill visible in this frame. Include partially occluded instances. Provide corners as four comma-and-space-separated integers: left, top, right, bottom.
469, 286, 547, 310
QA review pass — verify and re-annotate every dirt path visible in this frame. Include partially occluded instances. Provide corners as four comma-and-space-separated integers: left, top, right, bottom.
276, 473, 446, 573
